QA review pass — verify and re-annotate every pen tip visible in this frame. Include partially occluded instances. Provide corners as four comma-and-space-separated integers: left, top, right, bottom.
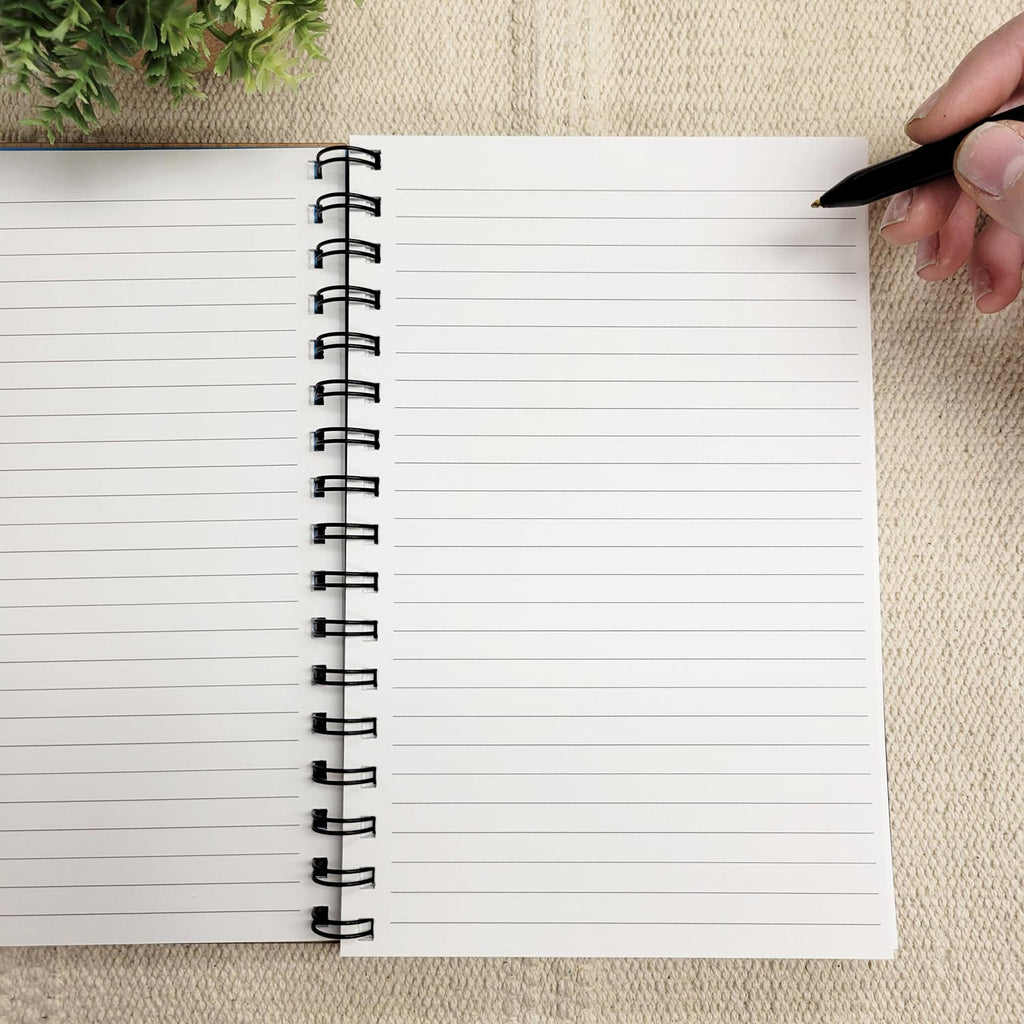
810, 198, 821, 208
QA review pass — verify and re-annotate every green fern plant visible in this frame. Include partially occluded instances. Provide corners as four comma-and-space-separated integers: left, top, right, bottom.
0, 0, 338, 140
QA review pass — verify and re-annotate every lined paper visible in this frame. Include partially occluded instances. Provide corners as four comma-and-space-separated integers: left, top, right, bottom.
346, 136, 896, 957
0, 149, 341, 945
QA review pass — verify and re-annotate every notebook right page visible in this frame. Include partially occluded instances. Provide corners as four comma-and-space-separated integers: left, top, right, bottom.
347, 135, 896, 957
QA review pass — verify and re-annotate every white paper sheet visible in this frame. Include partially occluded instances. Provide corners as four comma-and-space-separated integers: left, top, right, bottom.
0, 148, 342, 945
344, 135, 896, 957
0, 139, 897, 957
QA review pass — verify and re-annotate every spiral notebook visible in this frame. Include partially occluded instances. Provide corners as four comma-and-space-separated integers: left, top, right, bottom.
0, 137, 896, 957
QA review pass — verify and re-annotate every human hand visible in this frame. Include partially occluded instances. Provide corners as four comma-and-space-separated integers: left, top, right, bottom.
880, 13, 1024, 312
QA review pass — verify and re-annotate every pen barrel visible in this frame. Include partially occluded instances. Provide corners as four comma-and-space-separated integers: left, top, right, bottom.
821, 103, 1024, 207
855, 140, 961, 203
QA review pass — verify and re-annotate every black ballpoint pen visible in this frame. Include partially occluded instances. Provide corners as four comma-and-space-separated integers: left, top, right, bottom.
813, 103, 1024, 208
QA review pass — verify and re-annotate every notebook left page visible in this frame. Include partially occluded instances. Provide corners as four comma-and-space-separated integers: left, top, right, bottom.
0, 148, 340, 945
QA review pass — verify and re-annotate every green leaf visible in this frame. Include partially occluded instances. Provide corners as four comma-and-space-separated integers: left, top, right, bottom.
3, 0, 352, 139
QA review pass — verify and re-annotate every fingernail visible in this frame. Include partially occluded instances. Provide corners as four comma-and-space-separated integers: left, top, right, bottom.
915, 233, 938, 274
973, 266, 993, 305
905, 85, 944, 130
880, 189, 914, 230
955, 121, 1024, 197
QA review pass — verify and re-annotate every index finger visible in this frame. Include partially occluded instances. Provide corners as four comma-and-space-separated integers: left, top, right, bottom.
907, 14, 1024, 144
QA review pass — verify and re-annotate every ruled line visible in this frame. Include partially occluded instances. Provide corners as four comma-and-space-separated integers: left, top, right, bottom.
0, 545, 298, 553
392, 771, 869, 776
393, 829, 873, 835
0, 600, 298, 610
0, 412, 296, 419
395, 408, 859, 413
0, 250, 291, 257
394, 659, 866, 663
393, 544, 863, 550
0, 518, 296, 526
0, 852, 299, 860
0, 880, 299, 889
393, 800, 869, 806
0, 439, 295, 447
393, 628, 864, 634
393, 742, 869, 747
397, 215, 855, 221
396, 243, 856, 249
0, 197, 294, 204
393, 859, 877, 865
0, 656, 294, 664
0, 910, 300, 917
389, 889, 877, 895
0, 223, 292, 231
0, 627, 297, 636
396, 378, 857, 384
0, 739, 298, 747
387, 925, 884, 933
0, 683, 295, 691
0, 383, 295, 391
394, 188, 820, 193
392, 572, 863, 577
0, 823, 296, 831
396, 297, 856, 303
396, 324, 858, 329
0, 794, 297, 803
394, 489, 861, 493
3, 710, 294, 719
392, 685, 868, 691
0, 357, 296, 365
0, 330, 294, 338
393, 434, 861, 438
0, 573, 297, 582
393, 714, 867, 719
393, 461, 860, 466
395, 270, 857, 275
0, 767, 294, 776
394, 600, 865, 605
393, 353, 859, 358
0, 275, 296, 284
392, 517, 863, 522
0, 303, 295, 311
0, 464, 297, 472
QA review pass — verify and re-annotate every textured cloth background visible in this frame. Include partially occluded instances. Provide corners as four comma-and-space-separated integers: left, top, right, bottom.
2, 1, 1023, 1020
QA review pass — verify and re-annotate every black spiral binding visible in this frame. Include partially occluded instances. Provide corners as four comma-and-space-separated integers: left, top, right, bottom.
309, 144, 381, 942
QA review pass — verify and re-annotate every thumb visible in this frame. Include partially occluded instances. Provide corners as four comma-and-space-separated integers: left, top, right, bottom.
954, 120, 1024, 238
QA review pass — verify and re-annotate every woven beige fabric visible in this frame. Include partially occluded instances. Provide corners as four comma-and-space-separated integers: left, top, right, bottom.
2, 1, 1023, 1020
